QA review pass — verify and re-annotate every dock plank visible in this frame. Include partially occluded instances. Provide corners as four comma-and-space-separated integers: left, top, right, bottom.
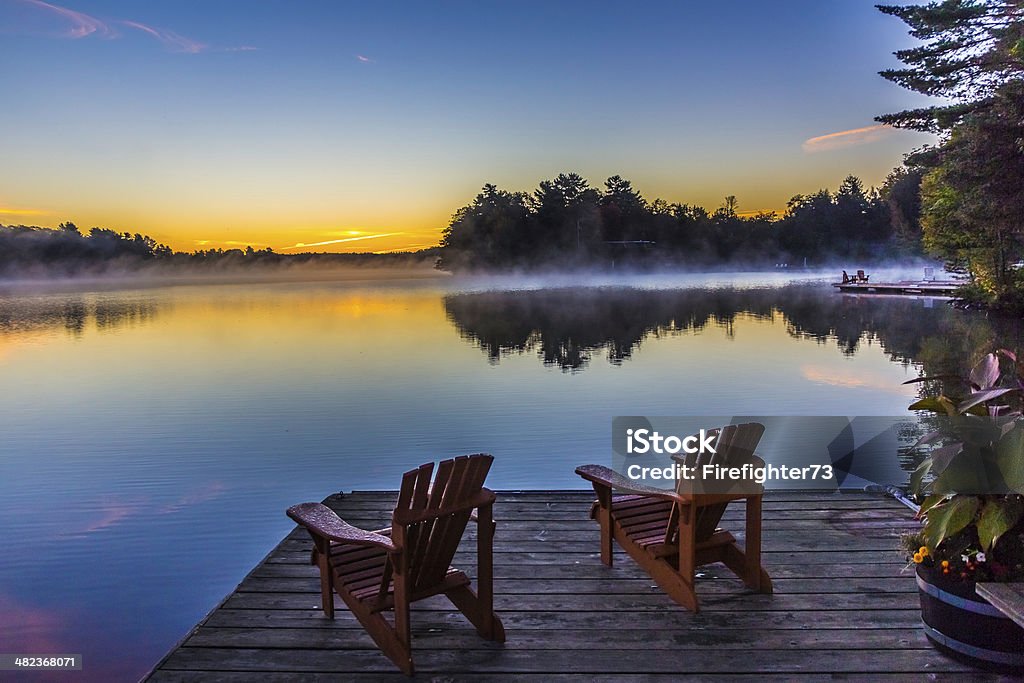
148, 491, 978, 680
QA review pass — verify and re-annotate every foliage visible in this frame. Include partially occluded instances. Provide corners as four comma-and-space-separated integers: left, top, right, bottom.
437, 172, 912, 271
0, 223, 440, 277
918, 83, 1024, 306
878, 1, 1024, 310
876, 0, 1024, 133
905, 351, 1024, 582
879, 166, 925, 253
0, 223, 173, 275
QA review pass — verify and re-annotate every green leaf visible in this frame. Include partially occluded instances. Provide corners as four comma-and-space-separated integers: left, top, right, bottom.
957, 388, 1017, 414
902, 375, 962, 385
938, 396, 958, 416
918, 494, 948, 516
969, 353, 999, 390
910, 458, 933, 496
909, 397, 948, 412
995, 425, 1024, 494
977, 499, 1024, 551
923, 496, 979, 549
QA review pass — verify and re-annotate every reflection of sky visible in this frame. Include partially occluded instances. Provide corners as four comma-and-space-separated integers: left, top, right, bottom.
0, 277, 929, 679
0, 1, 937, 251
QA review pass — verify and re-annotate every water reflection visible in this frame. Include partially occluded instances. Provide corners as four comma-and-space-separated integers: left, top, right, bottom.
445, 285, 1005, 373
0, 293, 159, 337
1, 279, 1023, 681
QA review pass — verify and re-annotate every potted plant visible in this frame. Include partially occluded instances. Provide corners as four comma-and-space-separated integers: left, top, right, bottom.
903, 351, 1024, 670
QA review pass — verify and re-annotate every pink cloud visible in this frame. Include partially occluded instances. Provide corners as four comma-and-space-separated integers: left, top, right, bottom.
10, 2, 254, 55
121, 19, 205, 54
281, 232, 404, 250
16, 0, 115, 38
802, 124, 896, 153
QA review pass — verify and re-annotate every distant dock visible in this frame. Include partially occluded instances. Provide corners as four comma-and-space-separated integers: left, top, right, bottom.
833, 280, 961, 296
145, 490, 994, 680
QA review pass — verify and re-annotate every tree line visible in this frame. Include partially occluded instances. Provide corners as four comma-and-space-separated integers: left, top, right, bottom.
0, 222, 438, 277
877, 0, 1024, 310
436, 169, 923, 271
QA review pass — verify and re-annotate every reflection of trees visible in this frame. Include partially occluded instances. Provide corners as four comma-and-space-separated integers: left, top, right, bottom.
0, 295, 159, 338
445, 285, 1024, 374
445, 288, 772, 370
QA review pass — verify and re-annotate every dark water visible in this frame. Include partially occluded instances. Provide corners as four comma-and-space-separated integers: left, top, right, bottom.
0, 271, 1012, 680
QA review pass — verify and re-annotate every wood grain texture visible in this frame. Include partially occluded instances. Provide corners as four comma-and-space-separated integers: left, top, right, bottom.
147, 490, 975, 680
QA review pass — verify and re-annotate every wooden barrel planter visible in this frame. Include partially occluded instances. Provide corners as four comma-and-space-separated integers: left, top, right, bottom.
916, 566, 1024, 671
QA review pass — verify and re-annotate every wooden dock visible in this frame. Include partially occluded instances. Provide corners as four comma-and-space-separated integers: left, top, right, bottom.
832, 281, 960, 296
147, 490, 1005, 680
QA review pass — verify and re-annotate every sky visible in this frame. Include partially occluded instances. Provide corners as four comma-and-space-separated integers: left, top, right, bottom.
0, 0, 937, 253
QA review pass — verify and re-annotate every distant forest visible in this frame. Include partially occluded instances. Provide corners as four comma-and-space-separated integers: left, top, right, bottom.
0, 223, 439, 278
0, 166, 923, 278
437, 169, 924, 270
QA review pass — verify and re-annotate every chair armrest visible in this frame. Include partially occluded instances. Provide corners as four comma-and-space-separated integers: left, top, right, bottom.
287, 502, 397, 551
575, 464, 685, 505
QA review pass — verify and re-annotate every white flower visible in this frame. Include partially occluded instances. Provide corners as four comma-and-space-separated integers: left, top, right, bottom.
977, 552, 986, 562
961, 555, 969, 563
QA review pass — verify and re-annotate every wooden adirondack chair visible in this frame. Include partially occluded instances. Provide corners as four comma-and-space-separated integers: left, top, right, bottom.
576, 423, 772, 612
287, 453, 505, 675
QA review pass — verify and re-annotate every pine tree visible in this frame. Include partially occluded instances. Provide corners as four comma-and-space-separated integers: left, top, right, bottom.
876, 0, 1024, 133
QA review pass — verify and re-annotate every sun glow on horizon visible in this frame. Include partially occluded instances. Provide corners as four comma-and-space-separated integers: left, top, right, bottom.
1, 1, 938, 254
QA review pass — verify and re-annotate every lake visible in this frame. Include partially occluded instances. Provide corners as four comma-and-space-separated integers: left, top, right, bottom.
0, 270, 1006, 680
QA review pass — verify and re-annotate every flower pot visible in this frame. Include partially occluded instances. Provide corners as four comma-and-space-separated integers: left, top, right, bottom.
916, 565, 1024, 671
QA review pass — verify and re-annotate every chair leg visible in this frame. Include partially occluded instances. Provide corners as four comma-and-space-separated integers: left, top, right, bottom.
672, 504, 699, 612
474, 503, 503, 641
719, 497, 773, 595
608, 517, 699, 612
446, 584, 507, 643
645, 556, 700, 612
744, 495, 771, 593
595, 485, 613, 566
314, 539, 334, 619
348, 602, 415, 676
392, 568, 412, 661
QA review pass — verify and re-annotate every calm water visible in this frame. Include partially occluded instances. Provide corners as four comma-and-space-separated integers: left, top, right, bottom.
0, 271, 1001, 680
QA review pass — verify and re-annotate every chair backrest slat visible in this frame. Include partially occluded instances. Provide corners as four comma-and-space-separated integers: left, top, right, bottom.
665, 423, 765, 544
391, 454, 494, 595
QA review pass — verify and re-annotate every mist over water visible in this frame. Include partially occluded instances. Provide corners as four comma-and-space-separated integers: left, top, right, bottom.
0, 271, 996, 680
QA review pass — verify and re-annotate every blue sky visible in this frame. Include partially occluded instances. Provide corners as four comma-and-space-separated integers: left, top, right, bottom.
0, 0, 936, 251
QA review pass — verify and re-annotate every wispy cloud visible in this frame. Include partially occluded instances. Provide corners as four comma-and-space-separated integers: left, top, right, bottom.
281, 232, 404, 250
0, 205, 49, 217
16, 0, 114, 38
379, 242, 436, 252
356, 54, 373, 63
121, 19, 204, 53
10, 1, 253, 54
194, 239, 267, 247
802, 124, 895, 153
736, 209, 779, 219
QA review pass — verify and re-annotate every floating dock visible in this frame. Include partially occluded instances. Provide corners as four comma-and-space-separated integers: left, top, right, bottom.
147, 490, 1001, 680
833, 281, 961, 296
